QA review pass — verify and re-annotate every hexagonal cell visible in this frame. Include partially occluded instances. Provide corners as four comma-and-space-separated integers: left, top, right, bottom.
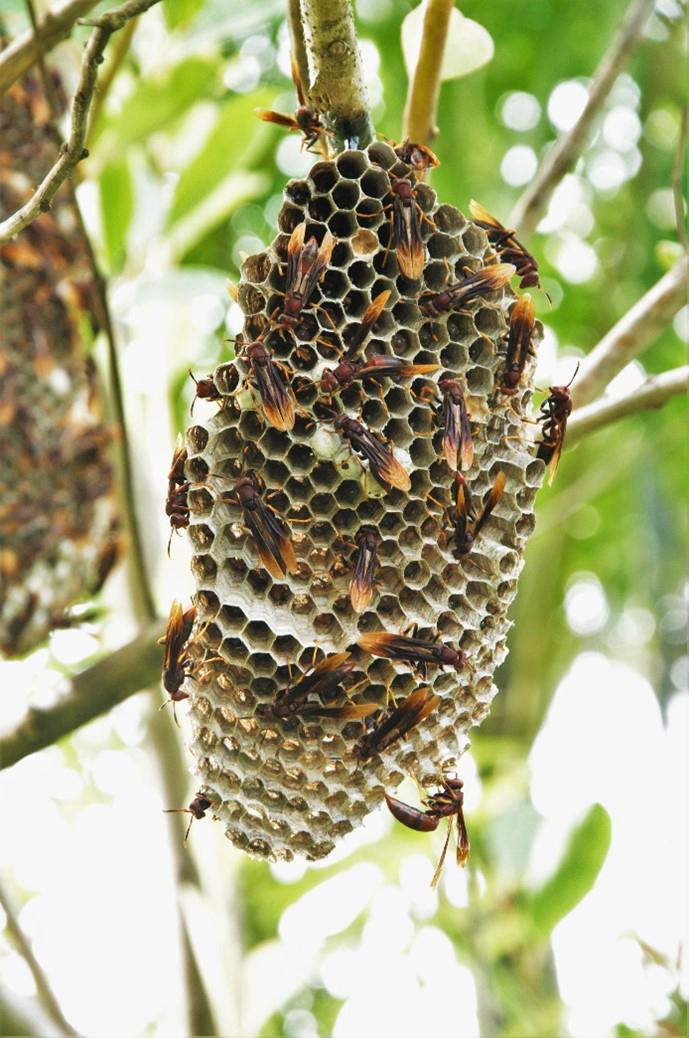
462, 226, 484, 253
308, 195, 333, 222
187, 424, 210, 454
347, 260, 376, 290
360, 167, 389, 198
191, 553, 217, 582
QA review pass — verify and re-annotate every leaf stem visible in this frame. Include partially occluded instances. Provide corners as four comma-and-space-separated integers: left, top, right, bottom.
402, 0, 453, 146
568, 365, 689, 442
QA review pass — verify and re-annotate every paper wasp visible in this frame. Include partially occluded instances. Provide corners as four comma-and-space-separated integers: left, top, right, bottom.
238, 338, 296, 431
221, 474, 299, 580
393, 139, 440, 173
419, 263, 515, 318
536, 365, 578, 484
469, 200, 546, 295
164, 792, 213, 846
160, 600, 196, 723
436, 378, 474, 472
358, 630, 469, 675
386, 775, 470, 885
255, 651, 375, 724
256, 59, 332, 154
333, 414, 411, 492
497, 294, 537, 394
321, 353, 439, 395
445, 471, 506, 558
348, 525, 380, 613
353, 687, 440, 761
165, 442, 190, 553
189, 370, 220, 415
273, 223, 335, 334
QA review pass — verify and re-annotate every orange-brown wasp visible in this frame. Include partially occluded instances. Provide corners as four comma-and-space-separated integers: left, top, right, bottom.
256, 59, 332, 154
165, 442, 190, 553
469, 200, 546, 295
536, 365, 578, 484
239, 339, 296, 431
394, 139, 440, 173
164, 792, 213, 846
255, 651, 375, 724
386, 775, 470, 885
445, 471, 506, 558
160, 600, 196, 723
274, 223, 335, 334
497, 294, 537, 395
349, 526, 379, 613
353, 687, 440, 760
437, 378, 474, 472
358, 630, 469, 675
419, 263, 515, 318
189, 370, 220, 415
333, 414, 411, 492
222, 474, 299, 581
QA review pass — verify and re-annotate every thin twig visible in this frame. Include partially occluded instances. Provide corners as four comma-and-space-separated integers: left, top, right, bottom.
0, 0, 97, 97
0, 884, 77, 1037
300, 0, 374, 148
402, 0, 453, 147
572, 253, 689, 407
672, 106, 688, 253
146, 699, 218, 1037
568, 365, 689, 443
0, 0, 161, 245
0, 624, 163, 770
509, 0, 655, 237
287, 0, 310, 103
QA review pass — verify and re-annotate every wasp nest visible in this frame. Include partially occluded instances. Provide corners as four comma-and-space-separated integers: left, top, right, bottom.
181, 143, 543, 861
0, 73, 120, 656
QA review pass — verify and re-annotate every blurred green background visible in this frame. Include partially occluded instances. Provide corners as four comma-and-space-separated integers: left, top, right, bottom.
0, 1, 687, 1036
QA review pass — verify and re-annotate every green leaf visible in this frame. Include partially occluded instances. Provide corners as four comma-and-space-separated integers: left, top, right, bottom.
163, 0, 204, 29
527, 804, 612, 935
167, 171, 269, 261
166, 89, 274, 228
93, 56, 219, 164
99, 159, 133, 273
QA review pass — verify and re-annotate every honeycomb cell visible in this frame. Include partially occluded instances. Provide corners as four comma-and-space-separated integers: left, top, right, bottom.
181, 145, 544, 863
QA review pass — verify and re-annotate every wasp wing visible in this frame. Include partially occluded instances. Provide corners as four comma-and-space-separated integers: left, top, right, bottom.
473, 471, 506, 538
394, 198, 424, 279
253, 356, 296, 431
358, 429, 411, 491
244, 499, 298, 580
350, 541, 378, 612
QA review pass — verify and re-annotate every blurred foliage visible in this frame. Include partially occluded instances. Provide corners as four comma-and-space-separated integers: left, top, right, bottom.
2, 0, 686, 1035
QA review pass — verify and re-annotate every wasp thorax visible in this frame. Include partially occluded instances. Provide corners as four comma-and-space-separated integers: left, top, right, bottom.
181, 143, 544, 862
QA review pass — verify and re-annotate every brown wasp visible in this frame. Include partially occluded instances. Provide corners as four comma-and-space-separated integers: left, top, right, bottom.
536, 365, 578, 484
349, 525, 380, 613
393, 139, 440, 173
419, 263, 515, 318
469, 200, 546, 295
165, 442, 190, 553
333, 414, 411, 492
273, 222, 335, 334
160, 600, 196, 724
497, 294, 537, 395
445, 471, 506, 558
387, 174, 428, 279
256, 59, 332, 154
358, 630, 469, 676
436, 378, 474, 472
164, 792, 213, 846
321, 353, 440, 395
221, 474, 299, 580
353, 687, 440, 761
342, 289, 392, 357
256, 651, 376, 724
386, 775, 470, 885
238, 338, 296, 431
189, 370, 220, 415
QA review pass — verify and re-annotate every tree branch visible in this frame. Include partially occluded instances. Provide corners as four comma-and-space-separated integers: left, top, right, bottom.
509, 0, 655, 237
0, 624, 163, 770
568, 365, 689, 443
572, 254, 689, 407
300, 0, 374, 148
0, 0, 98, 97
402, 0, 452, 147
287, 0, 310, 104
0, 0, 161, 245
0, 884, 77, 1037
